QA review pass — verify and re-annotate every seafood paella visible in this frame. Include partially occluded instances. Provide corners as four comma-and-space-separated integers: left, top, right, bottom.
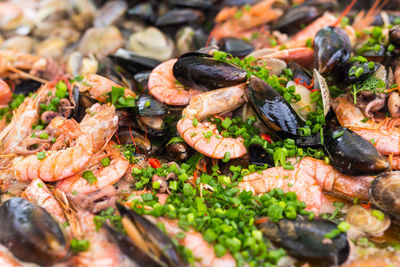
0, 0, 400, 266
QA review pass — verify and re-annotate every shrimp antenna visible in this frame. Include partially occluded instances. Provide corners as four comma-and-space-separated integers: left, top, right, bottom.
332, 0, 357, 27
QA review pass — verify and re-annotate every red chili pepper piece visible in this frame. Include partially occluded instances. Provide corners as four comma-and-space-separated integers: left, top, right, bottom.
149, 158, 161, 168
260, 133, 272, 143
360, 202, 371, 210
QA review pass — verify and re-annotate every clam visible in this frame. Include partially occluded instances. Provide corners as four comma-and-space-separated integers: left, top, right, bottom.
93, 0, 127, 27
79, 26, 124, 60
166, 140, 193, 162
0, 198, 69, 265
257, 217, 349, 265
323, 127, 389, 175
246, 76, 301, 138
345, 205, 391, 236
128, 27, 175, 61
370, 171, 400, 223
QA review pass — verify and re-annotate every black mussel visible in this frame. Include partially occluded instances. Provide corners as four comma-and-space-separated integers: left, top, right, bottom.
110, 49, 161, 75
137, 115, 167, 136
273, 5, 319, 34
370, 172, 400, 222
248, 143, 274, 166
257, 217, 349, 265
390, 25, 400, 48
288, 62, 313, 86
134, 71, 151, 92
137, 95, 168, 117
341, 61, 379, 84
173, 53, 247, 91
295, 134, 321, 148
314, 26, 351, 74
166, 139, 193, 161
12, 79, 42, 95
246, 76, 301, 138
155, 9, 204, 27
112, 203, 186, 267
218, 37, 254, 57
116, 126, 152, 154
323, 127, 389, 175
104, 224, 163, 267
72, 87, 96, 122
0, 198, 69, 265
360, 44, 386, 63
127, 3, 156, 22
221, 0, 258, 6
169, 0, 215, 9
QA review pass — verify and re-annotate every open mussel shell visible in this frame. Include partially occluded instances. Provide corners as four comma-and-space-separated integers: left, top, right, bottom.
248, 143, 274, 166
0, 198, 69, 265
137, 115, 167, 136
166, 140, 193, 162
72, 87, 97, 122
390, 25, 400, 48
116, 126, 152, 154
218, 37, 254, 57
113, 203, 186, 267
257, 217, 349, 265
323, 127, 389, 175
137, 95, 168, 117
173, 53, 247, 91
341, 61, 379, 84
246, 76, 301, 138
370, 172, 400, 223
314, 26, 351, 75
288, 62, 312, 86
360, 45, 387, 63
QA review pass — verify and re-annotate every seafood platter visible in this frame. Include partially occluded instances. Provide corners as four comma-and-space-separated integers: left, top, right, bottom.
0, 0, 400, 266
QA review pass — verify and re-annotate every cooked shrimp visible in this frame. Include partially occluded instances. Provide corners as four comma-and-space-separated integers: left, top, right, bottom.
73, 73, 136, 103
210, 0, 284, 41
178, 84, 247, 159
0, 84, 55, 153
287, 12, 337, 48
178, 118, 246, 159
70, 211, 125, 267
23, 178, 66, 223
0, 79, 12, 105
239, 157, 373, 214
148, 59, 201, 106
157, 217, 236, 267
13, 104, 118, 182
183, 84, 246, 121
259, 47, 314, 68
57, 142, 129, 194
332, 95, 400, 156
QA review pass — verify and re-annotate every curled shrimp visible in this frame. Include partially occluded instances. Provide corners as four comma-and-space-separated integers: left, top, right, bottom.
73, 73, 136, 103
332, 95, 400, 156
23, 178, 66, 223
148, 59, 201, 106
157, 217, 236, 267
210, 0, 284, 41
0, 84, 55, 153
177, 84, 247, 159
239, 157, 373, 214
13, 104, 118, 182
0, 79, 12, 106
57, 141, 129, 194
